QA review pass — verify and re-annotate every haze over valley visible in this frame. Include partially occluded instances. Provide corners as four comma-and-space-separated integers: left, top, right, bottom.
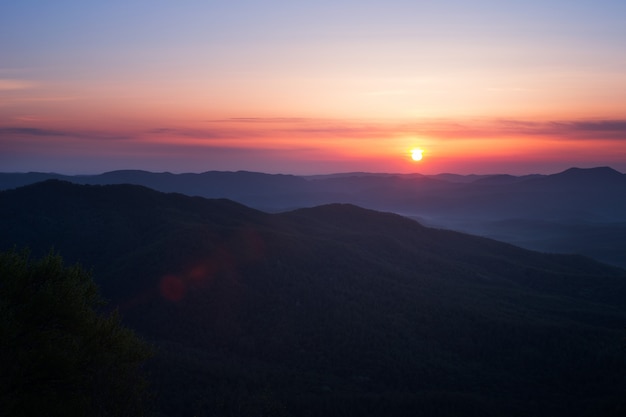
3, 166, 625, 268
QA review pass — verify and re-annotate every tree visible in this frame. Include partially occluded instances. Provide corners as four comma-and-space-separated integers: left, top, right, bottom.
0, 249, 152, 417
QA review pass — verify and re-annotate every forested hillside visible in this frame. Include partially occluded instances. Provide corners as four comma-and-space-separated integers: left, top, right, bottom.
1, 180, 625, 416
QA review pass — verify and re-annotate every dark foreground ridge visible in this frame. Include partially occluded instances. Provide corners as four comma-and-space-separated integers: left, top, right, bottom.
1, 180, 626, 416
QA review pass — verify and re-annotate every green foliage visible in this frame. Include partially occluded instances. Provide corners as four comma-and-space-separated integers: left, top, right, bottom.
0, 249, 152, 417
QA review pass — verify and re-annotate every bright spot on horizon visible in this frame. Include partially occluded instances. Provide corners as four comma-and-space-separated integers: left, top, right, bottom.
411, 149, 424, 161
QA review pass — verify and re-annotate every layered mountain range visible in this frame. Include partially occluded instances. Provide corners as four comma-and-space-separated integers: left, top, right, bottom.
2, 166, 625, 267
1, 180, 625, 416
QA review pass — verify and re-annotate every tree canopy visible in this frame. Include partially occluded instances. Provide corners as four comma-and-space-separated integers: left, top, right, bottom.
0, 249, 152, 417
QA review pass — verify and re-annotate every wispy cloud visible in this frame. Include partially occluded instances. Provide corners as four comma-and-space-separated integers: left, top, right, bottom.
208, 117, 323, 124
147, 127, 262, 139
145, 117, 626, 145
150, 119, 393, 143
493, 119, 626, 140
9, 96, 79, 103
0, 127, 131, 141
377, 118, 626, 142
0, 78, 78, 104
4, 118, 626, 151
0, 127, 71, 137
11, 115, 54, 123
547, 120, 626, 133
0, 79, 34, 91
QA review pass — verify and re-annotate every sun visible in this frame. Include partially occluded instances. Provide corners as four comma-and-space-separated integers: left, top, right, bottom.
411, 148, 423, 161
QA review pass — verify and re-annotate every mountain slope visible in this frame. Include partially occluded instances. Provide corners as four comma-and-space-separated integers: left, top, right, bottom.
1, 181, 625, 417
1, 167, 624, 269
0, 170, 311, 211
1, 167, 624, 219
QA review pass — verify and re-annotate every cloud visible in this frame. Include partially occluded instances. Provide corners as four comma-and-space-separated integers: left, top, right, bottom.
149, 119, 394, 144
218, 117, 312, 123
494, 119, 626, 140
0, 78, 77, 104
4, 117, 626, 155
147, 127, 252, 139
547, 120, 626, 133
0, 79, 34, 91
144, 117, 626, 146
0, 127, 71, 137
0, 127, 131, 141
10, 96, 79, 103
385, 118, 626, 142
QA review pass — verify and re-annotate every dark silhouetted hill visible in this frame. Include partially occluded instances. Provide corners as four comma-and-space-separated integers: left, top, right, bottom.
1, 166, 625, 266
1, 180, 625, 416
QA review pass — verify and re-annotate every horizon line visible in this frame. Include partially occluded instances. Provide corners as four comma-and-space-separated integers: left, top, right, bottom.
0, 165, 622, 178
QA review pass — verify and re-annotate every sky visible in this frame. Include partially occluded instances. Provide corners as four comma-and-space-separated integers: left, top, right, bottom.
1, 0, 626, 175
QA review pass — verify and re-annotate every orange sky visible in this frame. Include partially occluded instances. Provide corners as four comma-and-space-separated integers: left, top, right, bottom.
1, 1, 626, 174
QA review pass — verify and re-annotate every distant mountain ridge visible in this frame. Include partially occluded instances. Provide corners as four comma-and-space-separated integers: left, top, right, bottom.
1, 166, 623, 212
1, 180, 625, 416
1, 166, 625, 266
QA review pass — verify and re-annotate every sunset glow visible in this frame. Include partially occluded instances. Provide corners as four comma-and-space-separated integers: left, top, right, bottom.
1, 1, 625, 175
411, 149, 423, 162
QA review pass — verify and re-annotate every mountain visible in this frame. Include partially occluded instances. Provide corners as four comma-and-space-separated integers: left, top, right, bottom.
1, 167, 624, 222
4, 167, 623, 267
1, 167, 625, 270
1, 180, 625, 417
539, 166, 625, 186
0, 170, 311, 211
